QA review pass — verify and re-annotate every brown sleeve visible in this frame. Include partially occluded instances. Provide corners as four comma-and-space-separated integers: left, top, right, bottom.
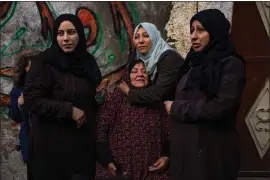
96, 89, 122, 142
96, 89, 123, 167
170, 56, 246, 122
24, 57, 73, 119
128, 51, 184, 104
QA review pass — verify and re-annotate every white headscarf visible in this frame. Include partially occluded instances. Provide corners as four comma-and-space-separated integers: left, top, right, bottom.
134, 22, 176, 81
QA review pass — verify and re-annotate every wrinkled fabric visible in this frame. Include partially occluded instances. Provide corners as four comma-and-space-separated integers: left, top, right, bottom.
169, 56, 245, 180
183, 9, 245, 99
169, 9, 246, 180
95, 89, 170, 180
24, 14, 100, 180
128, 50, 184, 104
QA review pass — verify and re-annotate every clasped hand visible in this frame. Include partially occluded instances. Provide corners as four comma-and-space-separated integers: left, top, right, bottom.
72, 107, 86, 128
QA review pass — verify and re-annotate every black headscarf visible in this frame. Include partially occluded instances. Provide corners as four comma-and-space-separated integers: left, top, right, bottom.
182, 9, 244, 99
126, 59, 151, 88
42, 14, 102, 86
127, 59, 145, 77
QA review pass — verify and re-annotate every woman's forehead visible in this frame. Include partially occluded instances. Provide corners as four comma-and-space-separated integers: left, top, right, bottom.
132, 62, 145, 69
136, 26, 147, 34
58, 21, 76, 29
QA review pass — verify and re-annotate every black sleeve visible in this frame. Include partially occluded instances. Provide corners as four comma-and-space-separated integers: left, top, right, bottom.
96, 142, 114, 168
128, 51, 184, 104
160, 108, 171, 158
160, 139, 170, 157
24, 58, 73, 119
170, 56, 246, 122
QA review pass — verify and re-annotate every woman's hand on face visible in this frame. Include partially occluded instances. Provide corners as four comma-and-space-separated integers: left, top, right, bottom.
164, 101, 173, 114
108, 162, 117, 176
117, 81, 130, 96
18, 93, 24, 105
149, 156, 169, 172
72, 107, 86, 128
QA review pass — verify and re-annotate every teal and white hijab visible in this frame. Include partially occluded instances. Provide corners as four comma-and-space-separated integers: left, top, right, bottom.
134, 22, 177, 81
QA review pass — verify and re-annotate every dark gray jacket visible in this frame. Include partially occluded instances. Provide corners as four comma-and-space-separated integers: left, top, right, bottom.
128, 50, 184, 104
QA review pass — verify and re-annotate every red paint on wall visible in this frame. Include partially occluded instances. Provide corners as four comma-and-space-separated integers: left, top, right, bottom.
76, 7, 98, 47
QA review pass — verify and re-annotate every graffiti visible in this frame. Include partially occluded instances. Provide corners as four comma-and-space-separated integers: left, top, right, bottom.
0, 93, 10, 105
0, 67, 13, 77
0, 2, 12, 19
76, 7, 98, 47
36, 2, 55, 41
0, 1, 15, 30
0, 2, 138, 64
76, 7, 104, 57
0, 1, 170, 115
0, 2, 52, 57
110, 2, 135, 61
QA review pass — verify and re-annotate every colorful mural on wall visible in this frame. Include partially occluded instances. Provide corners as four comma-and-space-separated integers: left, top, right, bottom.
0, 1, 171, 116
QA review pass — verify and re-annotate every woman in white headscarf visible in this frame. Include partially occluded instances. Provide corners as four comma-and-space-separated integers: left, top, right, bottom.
118, 22, 184, 104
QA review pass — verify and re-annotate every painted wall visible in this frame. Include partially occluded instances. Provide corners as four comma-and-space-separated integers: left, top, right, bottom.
0, 1, 170, 112
2, 2, 270, 179
0, 1, 239, 179
0, 1, 235, 110
0, 2, 171, 178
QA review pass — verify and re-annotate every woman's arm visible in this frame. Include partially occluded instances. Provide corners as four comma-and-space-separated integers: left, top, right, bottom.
170, 56, 246, 122
8, 88, 24, 123
24, 58, 73, 119
128, 51, 184, 104
96, 90, 122, 168
160, 113, 171, 158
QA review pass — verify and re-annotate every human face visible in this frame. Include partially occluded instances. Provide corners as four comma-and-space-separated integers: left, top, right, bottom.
25, 61, 31, 73
190, 20, 210, 52
57, 21, 79, 53
133, 27, 152, 55
130, 62, 149, 88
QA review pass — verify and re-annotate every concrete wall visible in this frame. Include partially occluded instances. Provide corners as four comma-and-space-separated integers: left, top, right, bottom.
0, 2, 235, 179
0, 1, 170, 105
166, 1, 233, 58
0, 2, 171, 179
0, 2, 234, 104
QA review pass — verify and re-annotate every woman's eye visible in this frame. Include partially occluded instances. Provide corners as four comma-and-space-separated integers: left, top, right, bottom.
197, 28, 205, 31
143, 33, 149, 38
57, 31, 63, 36
68, 30, 76, 35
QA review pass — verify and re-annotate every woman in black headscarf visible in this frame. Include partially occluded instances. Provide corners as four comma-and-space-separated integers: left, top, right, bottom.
24, 14, 102, 180
164, 9, 246, 180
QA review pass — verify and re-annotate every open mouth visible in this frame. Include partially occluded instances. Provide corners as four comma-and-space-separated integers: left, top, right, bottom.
136, 79, 145, 82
